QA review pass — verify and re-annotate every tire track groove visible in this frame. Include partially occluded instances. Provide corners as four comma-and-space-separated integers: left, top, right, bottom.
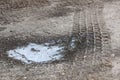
96, 4, 112, 56
79, 9, 87, 51
86, 7, 94, 54
91, 5, 102, 53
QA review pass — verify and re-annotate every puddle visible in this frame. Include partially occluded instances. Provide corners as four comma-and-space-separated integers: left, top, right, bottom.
7, 42, 65, 64
5, 34, 82, 64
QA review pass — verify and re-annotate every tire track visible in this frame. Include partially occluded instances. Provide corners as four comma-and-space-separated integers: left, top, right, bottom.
96, 4, 112, 56
72, 8, 80, 35
66, 8, 81, 51
67, 2, 111, 64
91, 4, 102, 53
90, 3, 111, 64
89, 4, 102, 64
79, 9, 87, 50
70, 6, 95, 61
85, 7, 94, 54
79, 6, 96, 64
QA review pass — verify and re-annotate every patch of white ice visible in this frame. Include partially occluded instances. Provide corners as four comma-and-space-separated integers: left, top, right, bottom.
7, 43, 64, 64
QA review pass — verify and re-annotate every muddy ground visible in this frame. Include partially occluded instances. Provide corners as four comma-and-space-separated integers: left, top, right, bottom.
0, 0, 120, 80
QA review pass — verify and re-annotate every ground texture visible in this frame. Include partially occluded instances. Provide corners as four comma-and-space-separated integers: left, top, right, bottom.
0, 0, 120, 80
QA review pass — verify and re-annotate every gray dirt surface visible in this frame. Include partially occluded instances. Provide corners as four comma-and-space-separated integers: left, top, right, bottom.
0, 0, 120, 80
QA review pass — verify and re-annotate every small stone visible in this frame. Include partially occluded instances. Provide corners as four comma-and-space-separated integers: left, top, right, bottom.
25, 68, 29, 71
61, 72, 65, 75
111, 54, 115, 57
23, 76, 27, 79
31, 48, 40, 52
84, 56, 87, 58
10, 30, 13, 32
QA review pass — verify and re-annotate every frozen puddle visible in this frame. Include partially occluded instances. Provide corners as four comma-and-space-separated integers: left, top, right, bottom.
7, 43, 65, 64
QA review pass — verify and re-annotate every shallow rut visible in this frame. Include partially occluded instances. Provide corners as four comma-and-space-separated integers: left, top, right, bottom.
71, 3, 111, 64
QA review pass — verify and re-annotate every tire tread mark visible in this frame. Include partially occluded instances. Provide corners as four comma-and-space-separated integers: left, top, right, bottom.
86, 7, 94, 54
96, 4, 112, 56
91, 4, 102, 53
79, 9, 87, 53
72, 9, 80, 35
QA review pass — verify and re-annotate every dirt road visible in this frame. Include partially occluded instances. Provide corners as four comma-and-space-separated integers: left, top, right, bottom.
0, 0, 120, 80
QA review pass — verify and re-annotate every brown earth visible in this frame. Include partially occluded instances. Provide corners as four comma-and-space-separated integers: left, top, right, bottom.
0, 0, 120, 80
